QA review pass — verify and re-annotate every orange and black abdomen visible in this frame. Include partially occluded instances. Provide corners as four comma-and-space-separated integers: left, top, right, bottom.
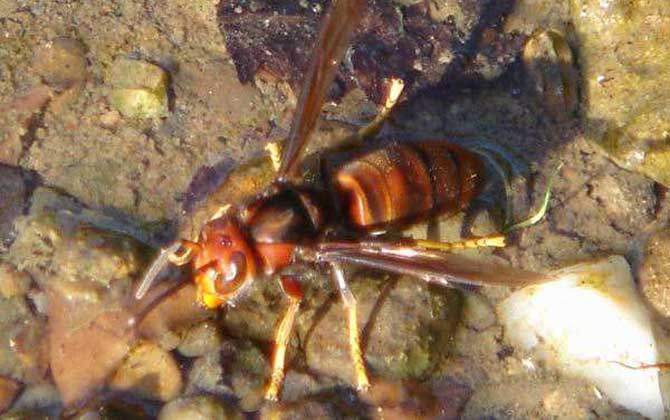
331, 141, 484, 229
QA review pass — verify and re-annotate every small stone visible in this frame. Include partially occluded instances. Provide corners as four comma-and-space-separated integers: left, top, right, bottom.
158, 396, 242, 420
10, 383, 60, 413
185, 351, 233, 397
99, 110, 121, 128
109, 341, 183, 402
463, 293, 496, 332
139, 283, 212, 351
108, 57, 169, 119
0, 376, 21, 413
33, 38, 88, 90
260, 399, 340, 420
0, 297, 35, 381
177, 320, 223, 358
639, 228, 670, 318
0, 263, 31, 299
229, 340, 269, 412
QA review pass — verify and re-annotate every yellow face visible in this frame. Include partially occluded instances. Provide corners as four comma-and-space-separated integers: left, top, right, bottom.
192, 217, 257, 309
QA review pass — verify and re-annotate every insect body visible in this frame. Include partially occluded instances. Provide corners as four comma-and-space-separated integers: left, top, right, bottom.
136, 0, 552, 402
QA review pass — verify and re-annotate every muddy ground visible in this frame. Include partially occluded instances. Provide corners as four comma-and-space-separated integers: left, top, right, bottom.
0, 0, 668, 418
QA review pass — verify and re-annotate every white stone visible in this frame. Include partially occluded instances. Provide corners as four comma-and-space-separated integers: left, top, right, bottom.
498, 256, 667, 419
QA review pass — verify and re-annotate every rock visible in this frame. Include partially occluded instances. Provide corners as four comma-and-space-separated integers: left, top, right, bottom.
9, 383, 60, 414
108, 57, 169, 119
462, 293, 496, 332
184, 351, 232, 397
498, 256, 667, 420
0, 376, 21, 413
0, 85, 53, 166
33, 38, 88, 90
363, 379, 472, 420
229, 340, 269, 411
47, 289, 137, 408
10, 318, 49, 383
0, 297, 38, 382
638, 228, 670, 318
0, 262, 31, 299
7, 187, 146, 299
158, 395, 242, 420
0, 165, 30, 246
462, 379, 626, 419
572, 0, 670, 186
260, 399, 341, 420
177, 320, 223, 358
5, 188, 170, 406
138, 283, 212, 351
109, 341, 183, 402
305, 272, 462, 386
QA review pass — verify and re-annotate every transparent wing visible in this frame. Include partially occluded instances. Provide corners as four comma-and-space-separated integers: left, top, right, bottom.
317, 241, 547, 288
277, 0, 367, 181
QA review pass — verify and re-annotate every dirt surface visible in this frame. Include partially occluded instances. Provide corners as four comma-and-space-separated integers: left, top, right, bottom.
0, 0, 668, 418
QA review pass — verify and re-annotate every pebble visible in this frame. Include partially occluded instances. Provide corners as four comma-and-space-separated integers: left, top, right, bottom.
638, 228, 670, 317
158, 396, 242, 420
109, 341, 183, 402
0, 262, 31, 299
177, 320, 223, 358
33, 38, 88, 90
185, 351, 232, 397
9, 383, 60, 413
0, 376, 21, 413
108, 57, 169, 119
463, 293, 496, 332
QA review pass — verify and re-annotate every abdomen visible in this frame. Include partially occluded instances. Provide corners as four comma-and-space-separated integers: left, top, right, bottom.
331, 141, 484, 229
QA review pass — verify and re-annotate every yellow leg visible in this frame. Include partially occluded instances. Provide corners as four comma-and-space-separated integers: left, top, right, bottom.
265, 276, 303, 401
264, 142, 283, 172
331, 264, 370, 391
415, 234, 506, 251
356, 78, 405, 141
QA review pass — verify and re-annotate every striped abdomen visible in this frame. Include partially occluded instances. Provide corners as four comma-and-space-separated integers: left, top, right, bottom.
331, 141, 484, 229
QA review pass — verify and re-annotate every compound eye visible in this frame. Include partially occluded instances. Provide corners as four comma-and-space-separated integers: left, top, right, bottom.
215, 251, 247, 294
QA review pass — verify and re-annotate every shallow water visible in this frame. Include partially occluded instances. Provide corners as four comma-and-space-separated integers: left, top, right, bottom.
0, 0, 669, 418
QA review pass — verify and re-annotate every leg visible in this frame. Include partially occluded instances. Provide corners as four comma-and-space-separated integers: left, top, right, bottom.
355, 78, 405, 141
414, 235, 506, 251
360, 235, 506, 256
264, 142, 283, 172
330, 263, 370, 391
266, 275, 303, 401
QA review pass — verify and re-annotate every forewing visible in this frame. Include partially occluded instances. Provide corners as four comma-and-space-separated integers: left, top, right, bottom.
278, 0, 367, 180
317, 243, 546, 288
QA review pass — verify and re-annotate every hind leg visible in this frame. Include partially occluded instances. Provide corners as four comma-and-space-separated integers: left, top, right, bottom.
330, 263, 370, 391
